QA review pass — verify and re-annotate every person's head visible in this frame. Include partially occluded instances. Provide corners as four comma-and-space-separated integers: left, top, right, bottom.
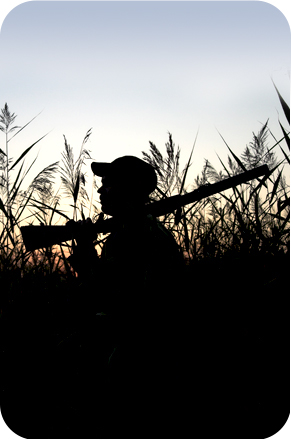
91, 156, 157, 216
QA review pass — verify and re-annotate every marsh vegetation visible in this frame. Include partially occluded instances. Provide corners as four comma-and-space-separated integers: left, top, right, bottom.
1, 86, 289, 438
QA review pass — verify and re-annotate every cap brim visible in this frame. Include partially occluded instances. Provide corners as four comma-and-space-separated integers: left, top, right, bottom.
91, 162, 111, 177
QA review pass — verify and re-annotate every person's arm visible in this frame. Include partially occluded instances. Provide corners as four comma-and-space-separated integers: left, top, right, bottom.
66, 218, 99, 279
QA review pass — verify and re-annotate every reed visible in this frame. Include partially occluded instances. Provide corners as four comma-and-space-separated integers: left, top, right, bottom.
141, 88, 289, 266
0, 104, 60, 270
0, 84, 289, 286
59, 129, 92, 221
1, 85, 289, 439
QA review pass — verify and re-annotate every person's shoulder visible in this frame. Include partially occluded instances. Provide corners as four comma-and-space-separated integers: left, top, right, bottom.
145, 215, 182, 253
145, 214, 172, 236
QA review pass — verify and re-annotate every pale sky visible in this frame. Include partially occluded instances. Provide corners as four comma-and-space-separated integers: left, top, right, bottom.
0, 1, 290, 196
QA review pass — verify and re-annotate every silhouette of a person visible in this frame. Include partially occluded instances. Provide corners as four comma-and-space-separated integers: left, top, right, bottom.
67, 156, 185, 436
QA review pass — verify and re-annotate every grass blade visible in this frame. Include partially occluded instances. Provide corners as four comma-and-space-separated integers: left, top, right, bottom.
217, 131, 247, 172
7, 111, 43, 143
9, 134, 48, 172
278, 121, 290, 151
273, 80, 290, 124
73, 173, 80, 206
216, 154, 231, 177
280, 146, 290, 164
270, 169, 283, 205
179, 130, 198, 195
29, 198, 70, 221
0, 196, 8, 216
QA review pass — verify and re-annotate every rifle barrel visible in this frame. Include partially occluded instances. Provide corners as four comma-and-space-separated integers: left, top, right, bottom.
147, 164, 269, 217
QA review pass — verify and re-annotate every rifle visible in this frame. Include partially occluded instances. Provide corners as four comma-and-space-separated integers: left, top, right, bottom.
20, 164, 269, 251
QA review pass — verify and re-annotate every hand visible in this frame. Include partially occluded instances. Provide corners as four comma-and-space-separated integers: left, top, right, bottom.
66, 218, 96, 246
66, 218, 99, 274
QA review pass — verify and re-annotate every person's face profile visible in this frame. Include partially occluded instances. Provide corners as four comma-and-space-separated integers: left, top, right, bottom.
98, 176, 122, 215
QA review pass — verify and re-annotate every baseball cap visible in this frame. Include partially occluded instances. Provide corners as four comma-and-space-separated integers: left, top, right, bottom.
91, 155, 157, 196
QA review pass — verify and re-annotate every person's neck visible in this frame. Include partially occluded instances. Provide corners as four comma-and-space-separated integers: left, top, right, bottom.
113, 203, 146, 228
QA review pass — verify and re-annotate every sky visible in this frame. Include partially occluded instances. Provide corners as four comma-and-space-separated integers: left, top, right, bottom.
0, 1, 290, 201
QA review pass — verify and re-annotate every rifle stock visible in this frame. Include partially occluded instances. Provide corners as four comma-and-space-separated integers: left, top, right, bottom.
20, 164, 269, 251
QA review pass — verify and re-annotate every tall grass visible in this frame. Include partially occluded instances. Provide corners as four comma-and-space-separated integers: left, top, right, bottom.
59, 129, 92, 221
141, 91, 289, 266
1, 86, 289, 438
0, 104, 60, 271
0, 85, 289, 280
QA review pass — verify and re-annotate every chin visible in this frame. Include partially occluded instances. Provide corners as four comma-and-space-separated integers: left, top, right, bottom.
101, 204, 114, 216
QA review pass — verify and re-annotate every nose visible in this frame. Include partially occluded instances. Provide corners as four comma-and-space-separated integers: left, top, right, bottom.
98, 183, 111, 196
98, 183, 107, 195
